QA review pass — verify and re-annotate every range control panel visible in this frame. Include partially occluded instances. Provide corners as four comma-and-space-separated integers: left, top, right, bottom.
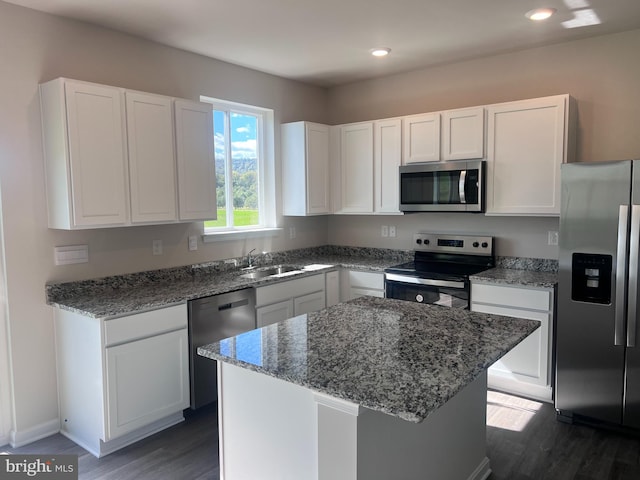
413, 233, 494, 256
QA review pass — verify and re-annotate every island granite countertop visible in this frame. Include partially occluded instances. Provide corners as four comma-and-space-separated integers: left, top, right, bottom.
198, 296, 540, 424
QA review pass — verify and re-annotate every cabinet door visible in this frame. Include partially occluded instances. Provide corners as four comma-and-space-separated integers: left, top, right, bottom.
126, 92, 177, 223
486, 95, 568, 215
374, 119, 401, 213
442, 107, 485, 161
471, 282, 553, 401
325, 270, 341, 307
105, 328, 189, 440
257, 300, 294, 328
65, 81, 129, 226
282, 122, 330, 216
306, 123, 331, 214
294, 291, 325, 316
174, 99, 217, 221
402, 113, 440, 164
339, 123, 374, 213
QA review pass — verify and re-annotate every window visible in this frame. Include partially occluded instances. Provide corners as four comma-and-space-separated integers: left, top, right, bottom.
200, 97, 275, 236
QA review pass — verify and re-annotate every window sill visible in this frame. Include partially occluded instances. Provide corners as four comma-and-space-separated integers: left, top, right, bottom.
202, 227, 283, 243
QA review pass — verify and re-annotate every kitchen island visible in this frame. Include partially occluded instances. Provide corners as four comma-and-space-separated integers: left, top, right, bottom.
198, 296, 539, 480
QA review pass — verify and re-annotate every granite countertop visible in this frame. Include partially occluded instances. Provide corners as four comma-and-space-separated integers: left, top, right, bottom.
470, 268, 557, 289
46, 247, 410, 318
198, 296, 540, 423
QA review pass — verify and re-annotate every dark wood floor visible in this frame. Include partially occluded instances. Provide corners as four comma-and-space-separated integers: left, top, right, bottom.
3, 391, 640, 479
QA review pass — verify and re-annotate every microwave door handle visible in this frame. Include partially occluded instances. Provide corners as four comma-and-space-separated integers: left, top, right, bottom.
627, 205, 640, 347
616, 205, 630, 346
458, 170, 467, 204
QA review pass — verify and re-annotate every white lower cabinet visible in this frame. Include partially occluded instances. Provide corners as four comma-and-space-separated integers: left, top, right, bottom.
342, 270, 385, 301
55, 303, 189, 457
256, 300, 294, 328
255, 273, 330, 328
470, 282, 554, 402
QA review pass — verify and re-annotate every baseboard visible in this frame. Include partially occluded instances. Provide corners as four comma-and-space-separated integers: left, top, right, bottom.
468, 456, 491, 480
0, 433, 10, 448
97, 412, 185, 458
488, 374, 553, 403
9, 418, 60, 448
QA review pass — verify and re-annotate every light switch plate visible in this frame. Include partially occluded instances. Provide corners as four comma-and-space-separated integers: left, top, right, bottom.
548, 231, 559, 246
389, 226, 396, 238
188, 235, 198, 251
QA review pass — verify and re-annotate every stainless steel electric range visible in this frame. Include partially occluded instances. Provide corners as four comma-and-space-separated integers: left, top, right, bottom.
385, 233, 495, 309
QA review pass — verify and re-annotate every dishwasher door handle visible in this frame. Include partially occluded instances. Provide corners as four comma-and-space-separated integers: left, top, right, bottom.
218, 299, 250, 311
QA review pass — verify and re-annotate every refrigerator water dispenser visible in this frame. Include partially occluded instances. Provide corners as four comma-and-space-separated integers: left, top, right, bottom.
572, 253, 612, 304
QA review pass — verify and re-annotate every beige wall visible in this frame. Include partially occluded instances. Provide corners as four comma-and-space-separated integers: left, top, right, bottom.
0, 1, 328, 442
326, 29, 640, 257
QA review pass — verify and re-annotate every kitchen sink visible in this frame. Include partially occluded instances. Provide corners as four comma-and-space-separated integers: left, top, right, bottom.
240, 265, 300, 279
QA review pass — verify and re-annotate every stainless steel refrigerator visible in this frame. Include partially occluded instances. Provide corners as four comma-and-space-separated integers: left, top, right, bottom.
557, 159, 640, 428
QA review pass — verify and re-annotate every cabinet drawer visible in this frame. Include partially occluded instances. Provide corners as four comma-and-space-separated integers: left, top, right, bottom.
471, 283, 551, 311
256, 274, 324, 306
348, 271, 384, 290
104, 304, 187, 347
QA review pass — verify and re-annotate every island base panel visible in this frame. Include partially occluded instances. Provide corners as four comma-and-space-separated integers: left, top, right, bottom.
217, 362, 491, 480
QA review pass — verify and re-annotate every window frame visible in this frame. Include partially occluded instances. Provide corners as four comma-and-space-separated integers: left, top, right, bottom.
199, 96, 276, 240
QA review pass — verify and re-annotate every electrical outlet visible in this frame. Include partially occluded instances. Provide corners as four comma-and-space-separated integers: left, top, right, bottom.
389, 226, 396, 238
152, 239, 163, 255
381, 225, 389, 237
188, 235, 198, 251
548, 231, 559, 246
289, 226, 296, 239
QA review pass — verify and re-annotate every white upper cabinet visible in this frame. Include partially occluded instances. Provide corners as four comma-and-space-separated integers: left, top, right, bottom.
281, 121, 330, 216
441, 107, 485, 161
402, 113, 440, 164
374, 118, 402, 214
486, 94, 574, 216
41, 78, 129, 228
40, 78, 218, 228
337, 122, 374, 213
174, 99, 217, 221
126, 92, 178, 223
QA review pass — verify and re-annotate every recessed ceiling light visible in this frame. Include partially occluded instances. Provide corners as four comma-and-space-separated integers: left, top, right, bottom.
525, 8, 557, 21
370, 48, 391, 57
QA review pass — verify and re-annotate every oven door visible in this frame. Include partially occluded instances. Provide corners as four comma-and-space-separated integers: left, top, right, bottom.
385, 273, 470, 309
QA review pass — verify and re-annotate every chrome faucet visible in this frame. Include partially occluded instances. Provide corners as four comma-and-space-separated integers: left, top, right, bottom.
246, 248, 257, 268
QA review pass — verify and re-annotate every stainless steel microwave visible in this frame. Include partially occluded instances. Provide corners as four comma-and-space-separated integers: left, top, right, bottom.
399, 160, 485, 213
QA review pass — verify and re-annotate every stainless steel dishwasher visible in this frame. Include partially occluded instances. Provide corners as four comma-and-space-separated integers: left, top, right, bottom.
188, 288, 256, 409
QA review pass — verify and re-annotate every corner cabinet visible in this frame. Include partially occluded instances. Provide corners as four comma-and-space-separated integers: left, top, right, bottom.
40, 78, 217, 229
54, 304, 189, 457
485, 95, 575, 216
341, 270, 385, 300
281, 121, 331, 216
470, 282, 554, 402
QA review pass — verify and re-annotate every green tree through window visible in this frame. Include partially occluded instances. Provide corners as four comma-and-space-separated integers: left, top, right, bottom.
206, 109, 261, 229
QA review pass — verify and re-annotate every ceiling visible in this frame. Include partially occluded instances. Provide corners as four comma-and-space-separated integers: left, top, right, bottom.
5, 0, 640, 87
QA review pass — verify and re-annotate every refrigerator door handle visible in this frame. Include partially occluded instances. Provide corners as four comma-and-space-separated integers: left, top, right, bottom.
616, 205, 630, 346
627, 205, 640, 348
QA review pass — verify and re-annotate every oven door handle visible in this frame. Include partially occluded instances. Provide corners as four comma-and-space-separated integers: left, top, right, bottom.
385, 273, 465, 289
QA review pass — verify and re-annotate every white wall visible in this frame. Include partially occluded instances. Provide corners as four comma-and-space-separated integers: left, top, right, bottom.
0, 1, 329, 444
326, 29, 640, 257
